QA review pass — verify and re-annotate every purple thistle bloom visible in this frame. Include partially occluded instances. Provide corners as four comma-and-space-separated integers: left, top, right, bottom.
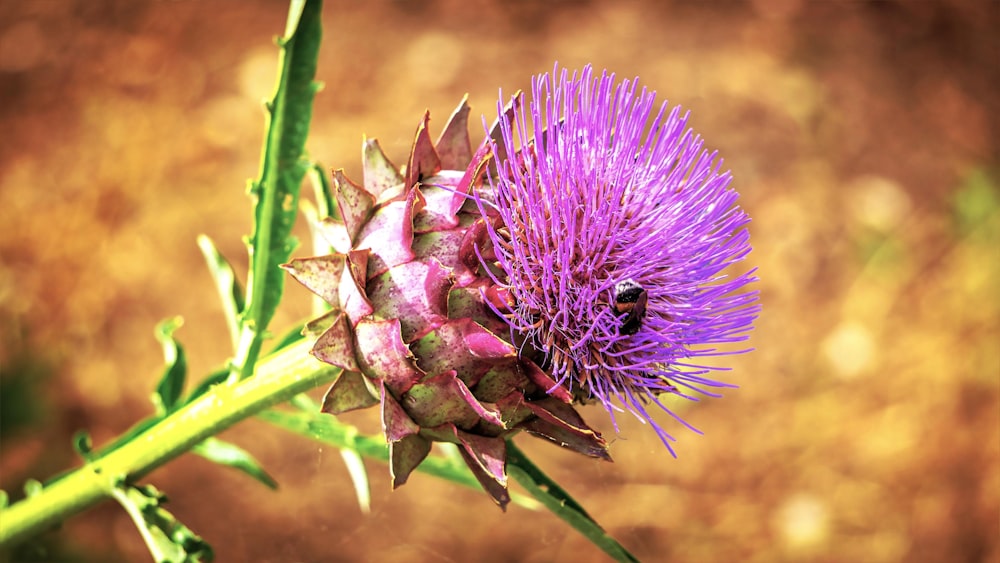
481, 64, 759, 455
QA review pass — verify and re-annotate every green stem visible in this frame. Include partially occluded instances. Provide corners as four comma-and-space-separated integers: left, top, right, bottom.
0, 339, 340, 548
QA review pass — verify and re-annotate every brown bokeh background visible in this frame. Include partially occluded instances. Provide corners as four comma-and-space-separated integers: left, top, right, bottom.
1, 1, 997, 562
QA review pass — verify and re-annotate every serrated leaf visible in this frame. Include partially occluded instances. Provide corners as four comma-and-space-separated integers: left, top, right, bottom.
153, 317, 187, 416
112, 483, 213, 563
197, 235, 246, 351
507, 441, 639, 563
191, 437, 278, 490
237, 0, 323, 382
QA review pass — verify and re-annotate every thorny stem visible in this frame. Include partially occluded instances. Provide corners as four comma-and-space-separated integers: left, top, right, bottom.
0, 339, 340, 548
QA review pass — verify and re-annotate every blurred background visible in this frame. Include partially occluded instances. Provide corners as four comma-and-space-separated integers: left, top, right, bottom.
1, 1, 997, 561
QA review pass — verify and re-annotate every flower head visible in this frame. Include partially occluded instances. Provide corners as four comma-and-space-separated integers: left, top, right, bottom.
285, 100, 611, 509
482, 64, 759, 454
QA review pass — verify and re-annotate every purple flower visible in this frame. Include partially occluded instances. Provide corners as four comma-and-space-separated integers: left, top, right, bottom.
481, 64, 759, 455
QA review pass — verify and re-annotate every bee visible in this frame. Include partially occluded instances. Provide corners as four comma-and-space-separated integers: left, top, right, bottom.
613, 279, 647, 336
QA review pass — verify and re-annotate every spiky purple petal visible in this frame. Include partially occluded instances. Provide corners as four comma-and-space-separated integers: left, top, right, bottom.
483, 64, 759, 454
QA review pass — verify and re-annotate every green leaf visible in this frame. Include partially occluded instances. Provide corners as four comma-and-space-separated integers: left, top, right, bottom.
0, 489, 8, 509
507, 442, 639, 563
111, 483, 213, 563
233, 0, 324, 382
191, 437, 278, 490
339, 446, 371, 514
153, 317, 187, 416
197, 235, 246, 351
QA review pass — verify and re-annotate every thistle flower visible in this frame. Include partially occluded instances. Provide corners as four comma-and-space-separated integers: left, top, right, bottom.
481, 65, 759, 454
284, 99, 610, 509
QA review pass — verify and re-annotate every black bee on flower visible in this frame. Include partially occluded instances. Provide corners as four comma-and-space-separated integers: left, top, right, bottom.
613, 279, 647, 336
